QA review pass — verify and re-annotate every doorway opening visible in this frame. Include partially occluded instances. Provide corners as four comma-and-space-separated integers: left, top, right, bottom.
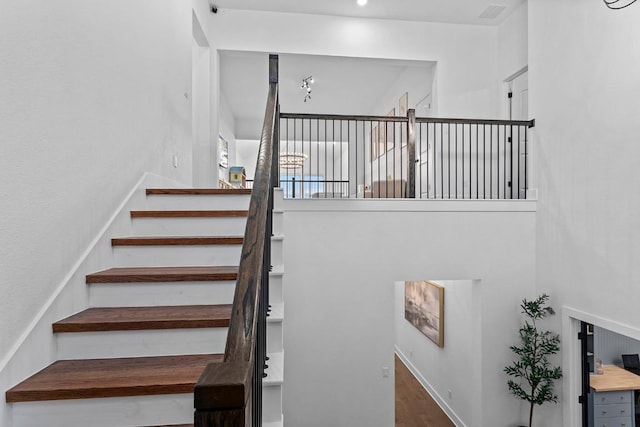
393, 279, 479, 426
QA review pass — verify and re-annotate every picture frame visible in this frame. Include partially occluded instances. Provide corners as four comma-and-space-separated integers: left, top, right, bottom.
399, 92, 408, 117
404, 280, 444, 347
218, 135, 229, 169
370, 125, 379, 161
384, 108, 395, 152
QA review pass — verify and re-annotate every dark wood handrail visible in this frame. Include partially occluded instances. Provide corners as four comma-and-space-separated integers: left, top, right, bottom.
415, 117, 535, 127
194, 54, 279, 427
224, 83, 277, 363
281, 112, 535, 128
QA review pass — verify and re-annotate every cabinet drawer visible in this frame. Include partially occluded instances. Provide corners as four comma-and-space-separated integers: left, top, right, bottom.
593, 403, 632, 418
592, 416, 633, 427
594, 391, 632, 405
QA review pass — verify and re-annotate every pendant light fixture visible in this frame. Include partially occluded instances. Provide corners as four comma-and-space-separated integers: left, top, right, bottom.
603, 0, 637, 9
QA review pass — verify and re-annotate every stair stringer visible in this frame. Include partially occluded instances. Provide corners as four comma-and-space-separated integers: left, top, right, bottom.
263, 188, 285, 427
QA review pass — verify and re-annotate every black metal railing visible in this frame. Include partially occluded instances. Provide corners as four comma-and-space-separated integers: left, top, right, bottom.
194, 54, 279, 427
277, 112, 534, 199
415, 118, 534, 199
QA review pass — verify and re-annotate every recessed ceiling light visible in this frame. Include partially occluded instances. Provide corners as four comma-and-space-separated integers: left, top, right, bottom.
357, 0, 367, 6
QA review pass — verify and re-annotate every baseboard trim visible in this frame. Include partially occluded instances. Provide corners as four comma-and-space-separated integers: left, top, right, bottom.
394, 346, 465, 427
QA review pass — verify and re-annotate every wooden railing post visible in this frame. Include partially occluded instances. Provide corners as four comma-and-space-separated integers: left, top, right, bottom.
407, 108, 416, 198
194, 361, 252, 427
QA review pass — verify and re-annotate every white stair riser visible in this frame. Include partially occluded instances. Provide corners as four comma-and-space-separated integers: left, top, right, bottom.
131, 217, 247, 237
267, 321, 283, 354
113, 245, 242, 268
271, 238, 283, 268
89, 281, 236, 307
262, 384, 283, 424
272, 211, 283, 235
269, 274, 283, 305
263, 352, 284, 387
145, 194, 250, 211
56, 328, 227, 360
11, 394, 193, 427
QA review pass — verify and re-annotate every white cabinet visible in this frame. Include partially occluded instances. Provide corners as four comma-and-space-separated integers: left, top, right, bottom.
591, 390, 634, 427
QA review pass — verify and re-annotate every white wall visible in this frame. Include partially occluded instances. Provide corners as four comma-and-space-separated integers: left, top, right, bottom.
370, 65, 436, 116
498, 2, 528, 82
282, 199, 536, 427
529, 1, 640, 425
0, 1, 215, 424
594, 326, 640, 366
218, 91, 237, 181
394, 279, 480, 425
0, 0, 213, 364
206, 9, 500, 154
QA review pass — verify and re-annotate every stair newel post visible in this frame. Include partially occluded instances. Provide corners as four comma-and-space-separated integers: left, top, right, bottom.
407, 108, 416, 198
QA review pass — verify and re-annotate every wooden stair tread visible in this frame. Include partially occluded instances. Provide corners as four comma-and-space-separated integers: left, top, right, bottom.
145, 425, 193, 427
86, 266, 239, 284
144, 425, 193, 427
130, 210, 248, 218
146, 188, 250, 195
52, 305, 232, 333
5, 354, 222, 402
111, 236, 243, 246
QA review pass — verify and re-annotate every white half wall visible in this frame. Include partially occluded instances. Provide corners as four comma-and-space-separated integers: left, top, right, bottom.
281, 199, 536, 427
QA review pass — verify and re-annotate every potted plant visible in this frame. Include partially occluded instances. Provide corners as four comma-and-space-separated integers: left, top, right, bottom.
504, 294, 562, 427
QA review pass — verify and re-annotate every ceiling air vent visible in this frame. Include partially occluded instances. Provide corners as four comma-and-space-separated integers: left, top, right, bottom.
478, 4, 507, 19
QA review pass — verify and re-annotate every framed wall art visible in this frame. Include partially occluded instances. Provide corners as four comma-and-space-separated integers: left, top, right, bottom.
404, 280, 444, 347
399, 92, 409, 117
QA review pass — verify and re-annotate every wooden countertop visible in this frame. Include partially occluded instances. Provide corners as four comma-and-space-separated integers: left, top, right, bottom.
590, 365, 640, 392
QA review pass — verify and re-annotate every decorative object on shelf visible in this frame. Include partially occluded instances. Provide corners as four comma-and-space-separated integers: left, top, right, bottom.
404, 281, 444, 347
229, 166, 246, 188
218, 135, 229, 169
604, 0, 637, 9
301, 76, 313, 102
504, 294, 562, 427
279, 152, 307, 169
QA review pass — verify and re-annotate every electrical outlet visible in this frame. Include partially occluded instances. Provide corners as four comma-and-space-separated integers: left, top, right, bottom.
173, 155, 178, 168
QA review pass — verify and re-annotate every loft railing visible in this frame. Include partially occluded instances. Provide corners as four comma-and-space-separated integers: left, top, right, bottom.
278, 112, 534, 199
194, 54, 279, 426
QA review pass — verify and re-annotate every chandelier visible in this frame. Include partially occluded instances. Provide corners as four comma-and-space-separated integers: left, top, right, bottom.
604, 0, 637, 9
279, 152, 307, 169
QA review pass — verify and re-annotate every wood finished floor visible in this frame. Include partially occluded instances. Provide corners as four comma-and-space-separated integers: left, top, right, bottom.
395, 356, 455, 427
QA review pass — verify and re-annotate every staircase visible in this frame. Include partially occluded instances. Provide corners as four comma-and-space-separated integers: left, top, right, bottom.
6, 188, 284, 427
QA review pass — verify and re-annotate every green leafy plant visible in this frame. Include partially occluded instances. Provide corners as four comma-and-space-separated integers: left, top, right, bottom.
504, 294, 562, 427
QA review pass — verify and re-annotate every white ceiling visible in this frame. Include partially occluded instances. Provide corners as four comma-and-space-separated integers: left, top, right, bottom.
220, 52, 435, 139
210, 0, 525, 26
